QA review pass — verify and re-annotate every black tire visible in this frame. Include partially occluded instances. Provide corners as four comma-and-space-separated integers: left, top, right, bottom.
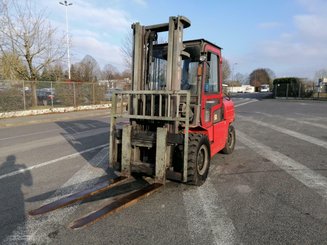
221, 125, 236, 154
187, 134, 211, 186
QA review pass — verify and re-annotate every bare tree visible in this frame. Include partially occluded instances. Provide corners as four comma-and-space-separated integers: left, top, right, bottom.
235, 72, 247, 85
265, 68, 276, 82
222, 57, 231, 82
78, 55, 101, 82
121, 32, 133, 71
121, 69, 132, 79
0, 0, 65, 106
249, 68, 273, 88
102, 64, 119, 80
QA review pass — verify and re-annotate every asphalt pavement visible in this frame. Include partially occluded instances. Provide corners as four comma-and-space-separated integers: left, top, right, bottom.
0, 94, 326, 245
0, 109, 111, 128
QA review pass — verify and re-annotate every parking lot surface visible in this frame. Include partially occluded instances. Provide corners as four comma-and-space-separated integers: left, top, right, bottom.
0, 94, 326, 244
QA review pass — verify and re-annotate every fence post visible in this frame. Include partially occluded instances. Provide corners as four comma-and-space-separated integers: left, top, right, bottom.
22, 80, 26, 110
73, 82, 77, 107
51, 81, 54, 107
286, 84, 289, 99
92, 82, 95, 104
298, 83, 301, 98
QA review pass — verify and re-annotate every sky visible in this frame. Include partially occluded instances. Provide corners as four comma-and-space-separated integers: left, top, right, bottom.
39, 0, 327, 80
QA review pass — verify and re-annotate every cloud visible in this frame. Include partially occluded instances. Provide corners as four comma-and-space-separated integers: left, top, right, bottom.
40, 0, 133, 71
245, 1, 327, 78
257, 22, 281, 30
296, 0, 327, 14
72, 36, 125, 70
132, 0, 147, 7
294, 14, 327, 41
68, 1, 131, 31
45, 0, 131, 32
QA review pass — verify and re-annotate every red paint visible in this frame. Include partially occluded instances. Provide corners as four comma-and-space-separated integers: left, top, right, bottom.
189, 42, 235, 157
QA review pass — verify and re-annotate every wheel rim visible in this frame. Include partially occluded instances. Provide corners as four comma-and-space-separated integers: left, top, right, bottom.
197, 145, 209, 175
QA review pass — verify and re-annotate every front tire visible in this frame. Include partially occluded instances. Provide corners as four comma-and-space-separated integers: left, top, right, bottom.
221, 125, 236, 154
187, 134, 211, 186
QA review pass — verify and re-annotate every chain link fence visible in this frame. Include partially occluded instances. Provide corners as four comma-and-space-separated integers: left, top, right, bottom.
0, 80, 119, 112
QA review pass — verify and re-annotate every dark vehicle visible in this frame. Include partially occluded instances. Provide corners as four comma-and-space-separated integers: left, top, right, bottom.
37, 89, 56, 106
105, 88, 123, 101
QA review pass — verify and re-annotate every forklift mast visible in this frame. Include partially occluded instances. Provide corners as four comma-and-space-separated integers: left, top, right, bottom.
132, 16, 190, 90
109, 16, 193, 184
131, 15, 191, 132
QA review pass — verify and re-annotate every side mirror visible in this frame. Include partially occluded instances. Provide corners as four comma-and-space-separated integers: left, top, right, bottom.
199, 55, 207, 62
200, 54, 210, 68
198, 55, 208, 76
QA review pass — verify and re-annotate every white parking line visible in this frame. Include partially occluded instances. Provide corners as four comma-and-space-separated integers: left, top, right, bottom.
4, 146, 109, 244
183, 180, 239, 245
237, 130, 327, 200
254, 112, 327, 130
235, 99, 258, 108
0, 143, 108, 180
0, 125, 103, 141
238, 116, 327, 149
0, 128, 61, 141
0, 127, 108, 157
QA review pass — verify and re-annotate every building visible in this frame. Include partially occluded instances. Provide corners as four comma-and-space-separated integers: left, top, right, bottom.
318, 77, 327, 93
98, 78, 131, 90
226, 85, 255, 93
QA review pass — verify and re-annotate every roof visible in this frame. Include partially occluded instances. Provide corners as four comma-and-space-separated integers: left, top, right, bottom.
183, 39, 222, 50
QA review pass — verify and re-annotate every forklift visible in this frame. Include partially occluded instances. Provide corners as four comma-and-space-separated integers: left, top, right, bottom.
29, 16, 235, 229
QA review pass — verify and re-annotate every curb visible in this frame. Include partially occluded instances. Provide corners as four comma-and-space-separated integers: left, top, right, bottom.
0, 104, 112, 119
274, 97, 327, 103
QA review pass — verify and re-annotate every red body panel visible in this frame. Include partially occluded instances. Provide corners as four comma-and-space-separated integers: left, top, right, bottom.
196, 43, 235, 157
223, 99, 235, 123
209, 99, 235, 156
212, 120, 228, 156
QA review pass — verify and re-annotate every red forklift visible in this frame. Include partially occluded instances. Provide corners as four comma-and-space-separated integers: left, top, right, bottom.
29, 16, 235, 229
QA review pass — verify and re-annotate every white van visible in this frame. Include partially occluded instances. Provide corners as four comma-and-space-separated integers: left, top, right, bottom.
260, 84, 270, 92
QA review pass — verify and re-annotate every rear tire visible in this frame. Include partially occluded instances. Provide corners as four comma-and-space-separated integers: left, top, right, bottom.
221, 125, 236, 154
187, 134, 211, 186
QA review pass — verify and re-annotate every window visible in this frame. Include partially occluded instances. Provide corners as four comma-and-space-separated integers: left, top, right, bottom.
204, 52, 220, 94
181, 59, 199, 95
150, 57, 167, 90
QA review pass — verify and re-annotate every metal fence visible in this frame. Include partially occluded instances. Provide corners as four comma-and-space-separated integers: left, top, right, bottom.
273, 82, 327, 100
0, 80, 113, 112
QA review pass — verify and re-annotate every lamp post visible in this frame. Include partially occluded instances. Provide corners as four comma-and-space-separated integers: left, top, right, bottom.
59, 1, 73, 80
232, 62, 238, 82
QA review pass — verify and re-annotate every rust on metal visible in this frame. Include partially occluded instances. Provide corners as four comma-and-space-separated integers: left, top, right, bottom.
29, 176, 127, 216
69, 183, 162, 229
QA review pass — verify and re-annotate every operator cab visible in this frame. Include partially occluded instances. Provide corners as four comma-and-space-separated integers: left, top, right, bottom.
150, 39, 222, 95
150, 39, 223, 128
